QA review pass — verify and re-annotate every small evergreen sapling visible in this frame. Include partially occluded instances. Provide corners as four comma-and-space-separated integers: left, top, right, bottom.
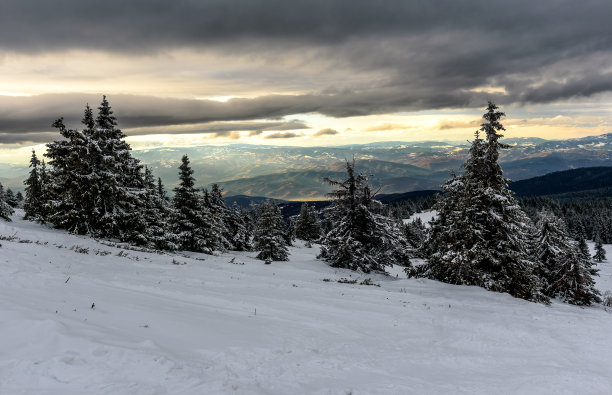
593, 237, 606, 263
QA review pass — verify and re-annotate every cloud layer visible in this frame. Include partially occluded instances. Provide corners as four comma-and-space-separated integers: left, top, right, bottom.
1, 1, 611, 143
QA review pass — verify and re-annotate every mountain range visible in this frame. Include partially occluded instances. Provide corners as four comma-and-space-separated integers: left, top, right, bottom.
1, 133, 611, 199
140, 132, 612, 200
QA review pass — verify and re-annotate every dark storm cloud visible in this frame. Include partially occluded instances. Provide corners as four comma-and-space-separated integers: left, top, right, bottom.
0, 132, 58, 144
0, 94, 315, 134
2, 0, 610, 54
0, 89, 481, 142
1, 0, 612, 136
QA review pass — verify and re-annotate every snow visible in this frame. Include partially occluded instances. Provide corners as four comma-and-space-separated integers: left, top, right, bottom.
2, 210, 612, 394
404, 210, 437, 226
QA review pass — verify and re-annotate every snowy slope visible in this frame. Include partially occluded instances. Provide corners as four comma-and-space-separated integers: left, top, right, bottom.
1, 211, 612, 395
404, 210, 438, 226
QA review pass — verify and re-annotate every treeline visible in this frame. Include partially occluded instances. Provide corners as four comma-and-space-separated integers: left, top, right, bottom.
520, 195, 612, 244
2, 98, 607, 306
17, 97, 293, 261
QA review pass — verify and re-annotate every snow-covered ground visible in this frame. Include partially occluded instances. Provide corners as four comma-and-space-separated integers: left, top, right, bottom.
404, 210, 437, 226
1, 210, 612, 395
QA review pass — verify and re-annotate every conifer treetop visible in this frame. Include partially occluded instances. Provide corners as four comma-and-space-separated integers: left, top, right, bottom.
82, 104, 95, 129
96, 95, 117, 129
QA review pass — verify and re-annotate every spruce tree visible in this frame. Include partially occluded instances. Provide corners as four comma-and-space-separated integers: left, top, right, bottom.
534, 210, 600, 304
226, 202, 252, 251
403, 217, 426, 251
172, 155, 213, 253
5, 189, 18, 208
593, 238, 606, 262
294, 202, 322, 243
577, 232, 591, 260
253, 201, 289, 261
44, 118, 91, 233
44, 98, 146, 242
208, 184, 233, 251
24, 150, 44, 221
89, 97, 147, 243
143, 166, 177, 250
412, 102, 545, 302
0, 182, 14, 221
319, 159, 411, 273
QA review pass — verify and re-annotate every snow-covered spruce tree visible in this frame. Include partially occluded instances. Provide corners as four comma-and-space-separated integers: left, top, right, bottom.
0, 182, 14, 221
226, 202, 252, 251
403, 217, 426, 251
143, 166, 177, 250
88, 98, 147, 243
5, 189, 18, 208
593, 237, 606, 262
24, 150, 44, 221
411, 102, 545, 302
534, 210, 600, 304
253, 200, 289, 261
172, 155, 213, 253
157, 177, 169, 202
576, 231, 591, 260
207, 184, 233, 251
44, 118, 92, 233
319, 159, 411, 273
44, 99, 147, 243
294, 202, 322, 243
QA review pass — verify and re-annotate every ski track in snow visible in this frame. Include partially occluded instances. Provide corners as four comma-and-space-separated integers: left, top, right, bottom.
1, 210, 612, 395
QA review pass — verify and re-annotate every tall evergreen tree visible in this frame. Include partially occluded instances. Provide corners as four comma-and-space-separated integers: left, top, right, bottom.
172, 155, 213, 253
253, 201, 289, 261
43, 99, 147, 242
412, 102, 545, 302
45, 118, 91, 233
90, 98, 147, 243
24, 150, 44, 221
0, 182, 14, 221
319, 159, 411, 273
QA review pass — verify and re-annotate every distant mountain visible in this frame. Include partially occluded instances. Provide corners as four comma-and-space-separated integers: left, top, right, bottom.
1, 133, 611, 198
509, 167, 612, 197
370, 166, 612, 207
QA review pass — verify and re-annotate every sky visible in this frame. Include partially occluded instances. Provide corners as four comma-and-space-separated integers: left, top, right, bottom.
1, 0, 612, 164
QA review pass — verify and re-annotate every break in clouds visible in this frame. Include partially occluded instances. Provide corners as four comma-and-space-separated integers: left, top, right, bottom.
1, 0, 612, 143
